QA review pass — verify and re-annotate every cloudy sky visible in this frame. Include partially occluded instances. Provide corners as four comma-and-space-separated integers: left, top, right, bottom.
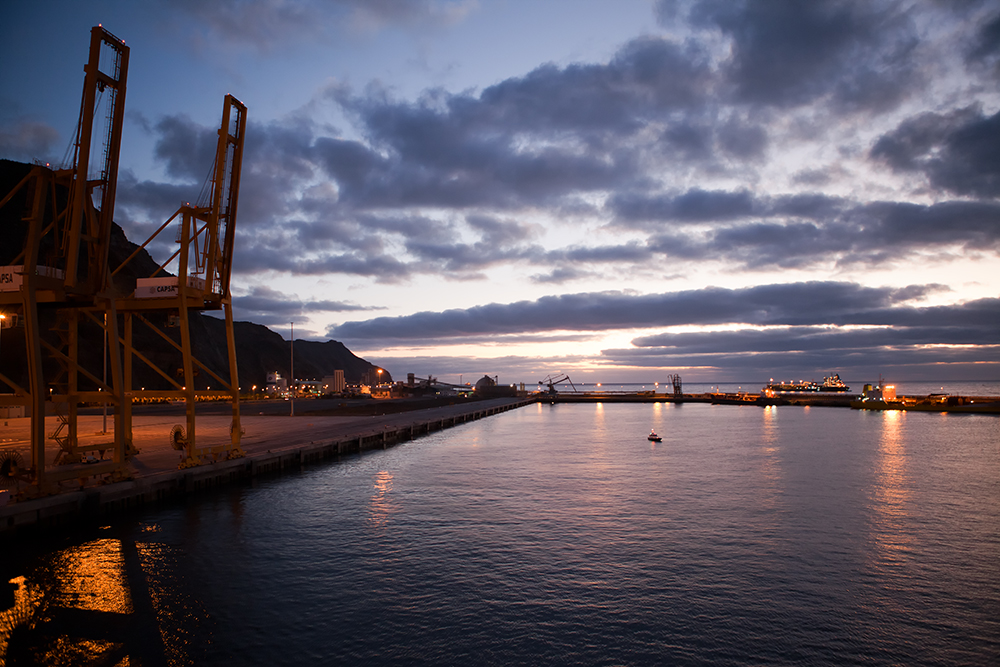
2, 0, 998, 384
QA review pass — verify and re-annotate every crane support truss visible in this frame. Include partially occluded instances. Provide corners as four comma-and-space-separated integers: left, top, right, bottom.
113, 95, 248, 469
0, 26, 130, 495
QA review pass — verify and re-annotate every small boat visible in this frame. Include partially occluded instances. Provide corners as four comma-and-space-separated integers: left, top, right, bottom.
647, 429, 662, 442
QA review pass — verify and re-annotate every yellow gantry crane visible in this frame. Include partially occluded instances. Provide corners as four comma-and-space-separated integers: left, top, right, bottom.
113, 94, 248, 468
1, 26, 248, 497
0, 26, 130, 493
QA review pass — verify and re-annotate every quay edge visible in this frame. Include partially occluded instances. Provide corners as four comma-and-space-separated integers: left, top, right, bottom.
0, 397, 534, 536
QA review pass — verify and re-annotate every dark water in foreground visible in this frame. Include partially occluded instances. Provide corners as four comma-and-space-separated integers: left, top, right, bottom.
3, 403, 999, 665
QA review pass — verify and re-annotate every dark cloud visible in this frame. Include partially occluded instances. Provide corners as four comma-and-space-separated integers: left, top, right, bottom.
0, 120, 59, 163
404, 239, 541, 275
404, 214, 544, 274
599, 342, 998, 381
560, 242, 652, 264
476, 37, 713, 132
327, 281, 956, 342
683, 0, 920, 111
116, 171, 195, 218
153, 114, 220, 183
312, 36, 715, 210
233, 236, 413, 280
136, 112, 319, 227
114, 171, 210, 263
715, 117, 769, 159
164, 0, 475, 52
632, 323, 997, 353
611, 188, 758, 223
850, 200, 1000, 248
661, 121, 713, 161
313, 110, 631, 211
615, 192, 1000, 268
529, 266, 596, 285
966, 11, 1000, 71
871, 106, 1000, 198
232, 285, 377, 326
238, 118, 320, 226
611, 189, 847, 226
466, 214, 535, 247
842, 296, 1000, 329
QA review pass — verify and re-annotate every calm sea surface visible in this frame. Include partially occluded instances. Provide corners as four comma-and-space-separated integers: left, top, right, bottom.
3, 402, 999, 665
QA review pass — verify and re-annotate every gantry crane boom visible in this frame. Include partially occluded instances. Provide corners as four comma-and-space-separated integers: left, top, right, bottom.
207, 95, 246, 300
65, 25, 129, 294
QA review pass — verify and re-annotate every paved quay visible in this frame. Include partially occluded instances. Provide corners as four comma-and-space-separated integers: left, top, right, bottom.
1, 396, 534, 533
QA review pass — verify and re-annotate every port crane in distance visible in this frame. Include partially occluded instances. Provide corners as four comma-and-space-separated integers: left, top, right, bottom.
538, 374, 577, 395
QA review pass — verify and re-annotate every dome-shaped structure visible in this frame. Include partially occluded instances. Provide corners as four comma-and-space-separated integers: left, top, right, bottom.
474, 375, 497, 392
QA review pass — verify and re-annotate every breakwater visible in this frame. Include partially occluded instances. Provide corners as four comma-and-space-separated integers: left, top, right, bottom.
545, 391, 852, 406
546, 391, 1000, 411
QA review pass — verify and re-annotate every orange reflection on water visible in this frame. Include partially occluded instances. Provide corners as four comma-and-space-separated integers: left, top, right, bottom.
762, 404, 777, 445
0, 538, 133, 665
0, 534, 205, 666
871, 410, 912, 566
369, 469, 396, 530
649, 402, 661, 450
756, 405, 783, 511
0, 576, 41, 658
137, 540, 209, 666
53, 538, 133, 613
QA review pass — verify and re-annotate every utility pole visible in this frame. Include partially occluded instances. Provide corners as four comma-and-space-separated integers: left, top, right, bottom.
290, 321, 294, 417
102, 312, 107, 433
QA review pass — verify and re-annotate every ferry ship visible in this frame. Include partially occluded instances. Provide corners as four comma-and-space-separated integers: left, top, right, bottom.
817, 374, 850, 392
764, 374, 851, 393
765, 380, 820, 392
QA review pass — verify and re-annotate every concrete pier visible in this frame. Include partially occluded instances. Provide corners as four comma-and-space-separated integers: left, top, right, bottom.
0, 396, 533, 533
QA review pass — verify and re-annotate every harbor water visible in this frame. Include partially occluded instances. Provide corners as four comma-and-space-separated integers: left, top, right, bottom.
3, 401, 999, 665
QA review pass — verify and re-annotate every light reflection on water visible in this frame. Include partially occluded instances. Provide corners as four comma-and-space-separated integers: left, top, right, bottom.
756, 405, 782, 513
871, 410, 912, 567
3, 404, 998, 665
0, 529, 211, 665
369, 470, 396, 531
